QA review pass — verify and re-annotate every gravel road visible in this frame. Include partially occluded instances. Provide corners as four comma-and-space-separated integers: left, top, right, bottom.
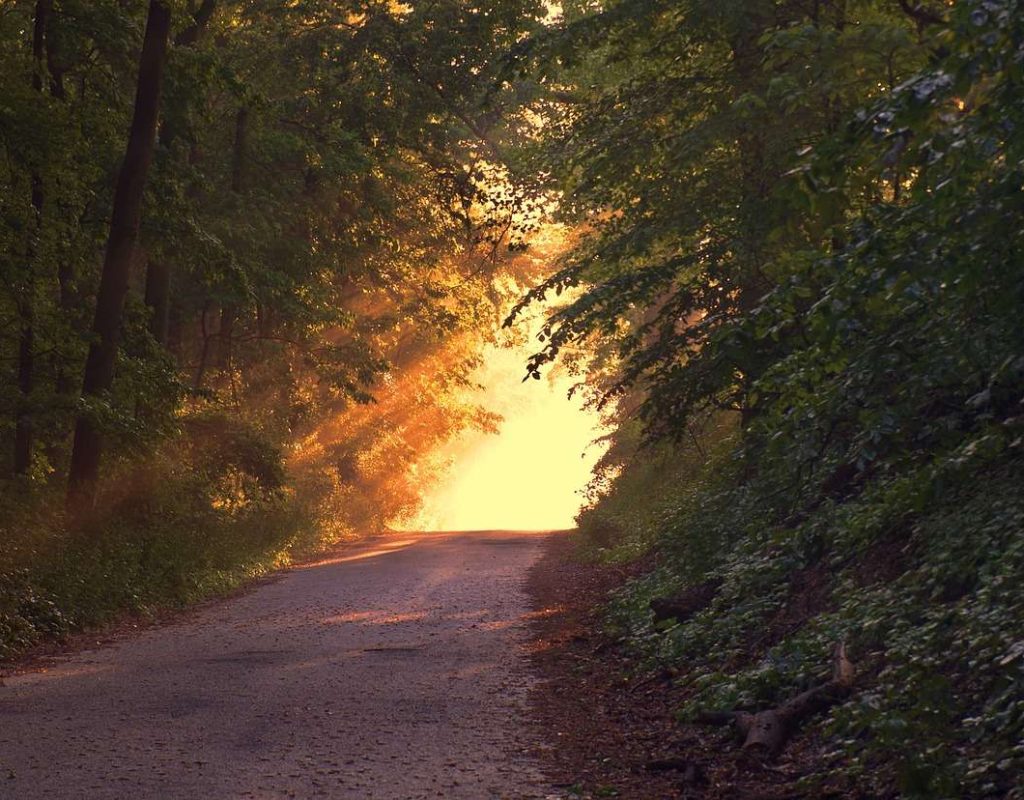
0, 531, 560, 800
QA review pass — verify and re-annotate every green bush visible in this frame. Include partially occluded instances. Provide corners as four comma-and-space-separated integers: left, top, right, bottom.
0, 412, 306, 659
588, 428, 1024, 798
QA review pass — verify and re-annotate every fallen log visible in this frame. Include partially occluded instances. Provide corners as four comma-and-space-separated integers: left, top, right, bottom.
644, 758, 708, 796
650, 577, 722, 624
697, 642, 856, 760
644, 756, 693, 773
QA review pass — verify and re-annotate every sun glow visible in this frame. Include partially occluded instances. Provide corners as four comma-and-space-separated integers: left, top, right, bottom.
402, 301, 608, 532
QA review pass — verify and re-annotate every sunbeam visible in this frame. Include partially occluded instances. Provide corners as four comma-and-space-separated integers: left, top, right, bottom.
403, 319, 607, 532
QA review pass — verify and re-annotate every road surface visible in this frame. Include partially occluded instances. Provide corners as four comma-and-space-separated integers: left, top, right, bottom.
0, 531, 560, 799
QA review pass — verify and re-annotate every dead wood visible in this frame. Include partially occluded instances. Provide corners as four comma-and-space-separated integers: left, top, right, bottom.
650, 577, 723, 623
645, 756, 694, 772
697, 642, 856, 760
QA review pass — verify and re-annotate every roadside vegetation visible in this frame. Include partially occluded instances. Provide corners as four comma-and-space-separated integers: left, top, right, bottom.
2, 1, 1022, 795
522, 1, 1024, 797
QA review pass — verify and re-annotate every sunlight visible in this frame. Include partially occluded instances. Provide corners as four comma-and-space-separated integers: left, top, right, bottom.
402, 306, 608, 532
296, 538, 418, 568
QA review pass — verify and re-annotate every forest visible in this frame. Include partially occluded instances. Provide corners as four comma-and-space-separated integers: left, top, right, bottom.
1, 0, 1022, 797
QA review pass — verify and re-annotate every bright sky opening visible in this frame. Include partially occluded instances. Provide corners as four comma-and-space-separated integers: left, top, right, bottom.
405, 320, 608, 532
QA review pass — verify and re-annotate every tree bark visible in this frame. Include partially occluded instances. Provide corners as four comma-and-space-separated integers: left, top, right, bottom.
143, 258, 171, 345
14, 0, 53, 476
212, 103, 247, 372
143, 0, 217, 358
30, 0, 50, 95
896, 0, 945, 28
649, 578, 722, 624
215, 305, 237, 369
231, 105, 248, 193
697, 643, 856, 760
54, 257, 76, 397
14, 312, 35, 475
175, 0, 218, 47
48, 13, 75, 399
194, 302, 212, 390
66, 0, 172, 514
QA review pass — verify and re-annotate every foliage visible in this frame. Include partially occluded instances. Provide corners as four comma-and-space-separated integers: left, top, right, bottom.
507, 0, 926, 430
541, 0, 1024, 796
590, 431, 1024, 798
576, 413, 739, 567
0, 415, 297, 657
0, 0, 547, 656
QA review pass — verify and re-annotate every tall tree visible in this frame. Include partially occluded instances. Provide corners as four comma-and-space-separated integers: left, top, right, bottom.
13, 0, 53, 476
143, 0, 219, 350
66, 0, 173, 513
508, 0, 921, 437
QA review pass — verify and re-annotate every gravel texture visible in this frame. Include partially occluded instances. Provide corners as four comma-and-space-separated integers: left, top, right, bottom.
0, 531, 561, 800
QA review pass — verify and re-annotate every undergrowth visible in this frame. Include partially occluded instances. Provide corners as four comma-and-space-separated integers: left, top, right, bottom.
0, 411, 344, 661
578, 427, 1024, 799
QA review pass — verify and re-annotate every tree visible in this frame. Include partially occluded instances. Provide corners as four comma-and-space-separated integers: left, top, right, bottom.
66, 0, 172, 513
0, 0, 544, 511
507, 0, 922, 437
12, 0, 53, 476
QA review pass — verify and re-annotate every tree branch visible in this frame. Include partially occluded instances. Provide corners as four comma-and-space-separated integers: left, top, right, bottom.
895, 0, 945, 27
174, 0, 217, 47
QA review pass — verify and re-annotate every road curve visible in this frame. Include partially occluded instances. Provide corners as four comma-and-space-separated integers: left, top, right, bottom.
0, 531, 560, 800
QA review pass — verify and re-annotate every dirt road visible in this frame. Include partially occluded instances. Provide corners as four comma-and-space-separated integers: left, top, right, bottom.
0, 531, 560, 800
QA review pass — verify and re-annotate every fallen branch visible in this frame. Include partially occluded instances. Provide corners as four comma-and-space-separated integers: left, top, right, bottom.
644, 757, 692, 772
644, 759, 708, 793
650, 577, 722, 624
697, 642, 856, 760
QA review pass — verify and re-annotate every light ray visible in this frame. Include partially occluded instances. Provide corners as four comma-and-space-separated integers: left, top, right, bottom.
403, 314, 607, 532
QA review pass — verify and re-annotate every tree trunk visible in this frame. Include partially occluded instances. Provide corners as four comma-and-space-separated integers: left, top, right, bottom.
14, 0, 53, 475
143, 258, 171, 345
231, 105, 248, 192
54, 259, 76, 397
175, 0, 217, 47
66, 0, 172, 514
215, 305, 237, 369
30, 0, 50, 94
697, 643, 856, 760
142, 0, 217, 359
194, 303, 212, 390
212, 103, 247, 373
649, 578, 722, 624
51, 37, 74, 398
14, 311, 35, 475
